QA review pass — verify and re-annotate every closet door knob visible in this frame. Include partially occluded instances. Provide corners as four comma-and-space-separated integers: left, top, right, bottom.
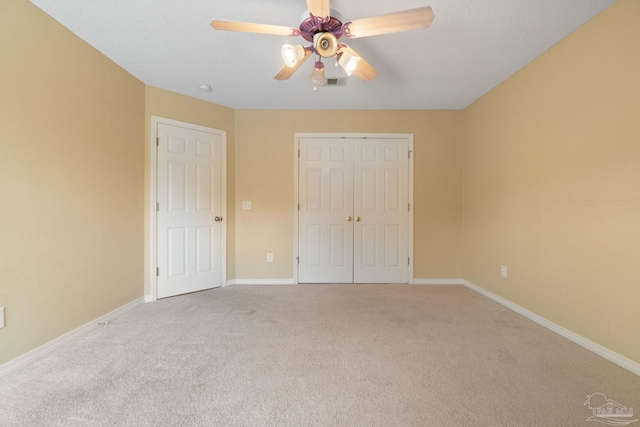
214, 216, 222, 222
355, 216, 361, 222
346, 216, 352, 222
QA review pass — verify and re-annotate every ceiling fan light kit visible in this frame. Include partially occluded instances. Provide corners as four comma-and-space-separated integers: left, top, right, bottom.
282, 44, 306, 67
210, 1, 434, 89
337, 51, 360, 76
310, 61, 327, 88
313, 32, 338, 58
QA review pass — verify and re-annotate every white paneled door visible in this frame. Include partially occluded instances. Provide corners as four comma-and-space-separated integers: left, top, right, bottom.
299, 138, 354, 283
298, 137, 410, 283
156, 122, 225, 298
353, 139, 409, 283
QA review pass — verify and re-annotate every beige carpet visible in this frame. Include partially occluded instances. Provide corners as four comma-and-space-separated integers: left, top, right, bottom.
0, 285, 638, 426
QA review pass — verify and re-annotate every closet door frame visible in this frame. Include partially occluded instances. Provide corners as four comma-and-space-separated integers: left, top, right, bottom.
293, 133, 414, 284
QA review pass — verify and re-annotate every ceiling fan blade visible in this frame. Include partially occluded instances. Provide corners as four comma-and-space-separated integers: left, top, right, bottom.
306, 0, 330, 18
211, 20, 300, 37
274, 49, 313, 81
343, 7, 434, 39
338, 45, 377, 81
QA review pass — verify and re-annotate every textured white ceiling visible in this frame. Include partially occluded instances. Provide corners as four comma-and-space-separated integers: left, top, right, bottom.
28, 0, 615, 110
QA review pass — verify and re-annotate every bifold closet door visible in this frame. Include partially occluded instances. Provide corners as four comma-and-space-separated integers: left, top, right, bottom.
298, 138, 354, 283
298, 137, 409, 284
353, 139, 409, 283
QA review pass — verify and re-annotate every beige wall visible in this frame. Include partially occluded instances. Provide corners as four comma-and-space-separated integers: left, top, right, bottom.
144, 86, 236, 291
462, 0, 640, 362
141, 99, 463, 286
0, 0, 145, 365
234, 110, 463, 280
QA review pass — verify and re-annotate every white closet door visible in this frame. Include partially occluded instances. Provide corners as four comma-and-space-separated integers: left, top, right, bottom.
353, 139, 409, 283
157, 123, 224, 298
298, 138, 354, 283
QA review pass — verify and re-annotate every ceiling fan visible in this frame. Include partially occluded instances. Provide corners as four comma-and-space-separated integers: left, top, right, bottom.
210, 0, 434, 88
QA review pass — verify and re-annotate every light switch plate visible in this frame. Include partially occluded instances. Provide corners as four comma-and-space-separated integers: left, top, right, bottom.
0, 307, 5, 329
242, 200, 252, 210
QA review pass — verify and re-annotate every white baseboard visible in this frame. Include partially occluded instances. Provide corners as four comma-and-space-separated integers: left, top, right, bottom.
0, 297, 144, 377
228, 279, 464, 286
228, 279, 296, 286
412, 278, 464, 285
462, 280, 640, 377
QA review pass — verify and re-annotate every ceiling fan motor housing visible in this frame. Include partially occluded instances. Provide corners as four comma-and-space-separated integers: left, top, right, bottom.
299, 14, 343, 42
314, 32, 338, 58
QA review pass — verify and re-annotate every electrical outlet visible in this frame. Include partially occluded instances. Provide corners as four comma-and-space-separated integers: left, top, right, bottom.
267, 253, 273, 263
501, 265, 508, 278
242, 200, 252, 210
0, 307, 5, 329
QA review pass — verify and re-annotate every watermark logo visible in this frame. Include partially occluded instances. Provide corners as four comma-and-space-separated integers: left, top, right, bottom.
584, 393, 638, 426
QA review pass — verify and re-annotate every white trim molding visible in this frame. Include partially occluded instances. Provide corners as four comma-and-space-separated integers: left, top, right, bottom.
412, 278, 464, 285
228, 279, 297, 286
0, 297, 144, 377
462, 280, 640, 377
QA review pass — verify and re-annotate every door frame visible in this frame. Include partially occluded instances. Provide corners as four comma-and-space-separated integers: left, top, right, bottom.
148, 116, 227, 301
293, 133, 414, 284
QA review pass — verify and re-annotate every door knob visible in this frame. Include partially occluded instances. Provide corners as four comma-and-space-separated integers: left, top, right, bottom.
346, 216, 352, 222
355, 216, 360, 222
214, 216, 222, 222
